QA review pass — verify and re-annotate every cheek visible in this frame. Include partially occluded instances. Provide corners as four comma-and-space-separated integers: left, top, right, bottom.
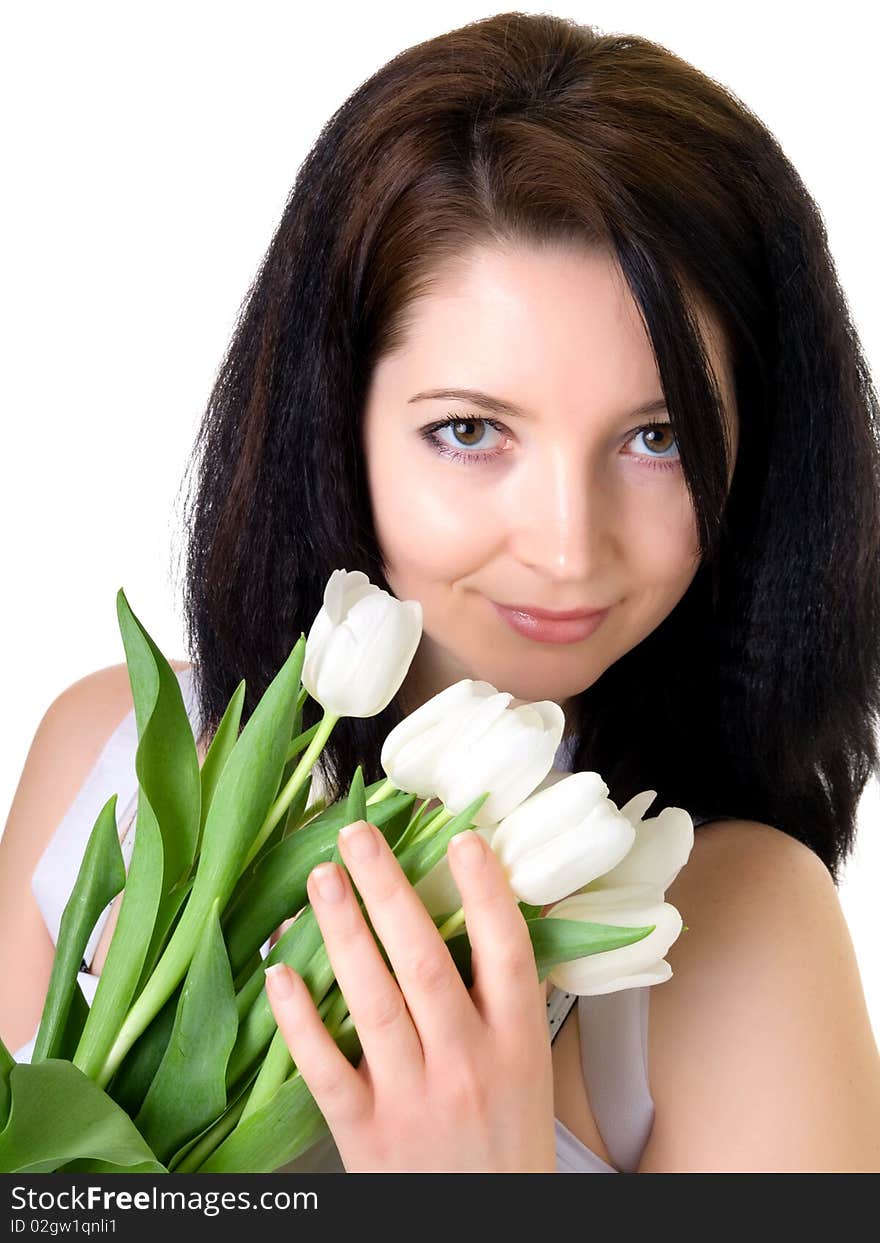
366, 434, 493, 585
629, 486, 701, 590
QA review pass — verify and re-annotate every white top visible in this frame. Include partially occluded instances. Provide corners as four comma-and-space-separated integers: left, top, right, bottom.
13, 666, 655, 1173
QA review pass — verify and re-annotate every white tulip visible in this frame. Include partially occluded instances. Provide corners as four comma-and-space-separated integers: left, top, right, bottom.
545, 883, 684, 995
582, 791, 695, 896
302, 569, 422, 717
381, 679, 564, 827
490, 772, 637, 906
380, 679, 489, 794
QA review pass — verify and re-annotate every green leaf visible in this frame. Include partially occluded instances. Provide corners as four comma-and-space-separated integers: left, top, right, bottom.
32, 795, 125, 1062
56, 984, 91, 1062
0, 1035, 14, 1132
195, 1073, 323, 1174
116, 589, 201, 895
444, 916, 657, 990
527, 915, 656, 982
224, 908, 326, 1095
343, 766, 367, 829
221, 786, 415, 978
231, 947, 266, 996
99, 635, 306, 1085
116, 590, 202, 979
395, 793, 490, 886
169, 1072, 256, 1173
132, 876, 194, 996
55, 1157, 165, 1174
134, 899, 238, 1163
104, 983, 182, 1118
196, 679, 246, 857
201, 1016, 363, 1172
391, 795, 435, 854
223, 796, 486, 1098
73, 792, 165, 1084
239, 758, 365, 1113
222, 733, 327, 920
238, 1026, 291, 1124
0, 1060, 165, 1174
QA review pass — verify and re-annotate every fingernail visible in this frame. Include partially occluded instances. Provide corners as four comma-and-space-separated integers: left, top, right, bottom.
311, 862, 346, 903
339, 820, 379, 862
451, 830, 485, 867
265, 963, 296, 999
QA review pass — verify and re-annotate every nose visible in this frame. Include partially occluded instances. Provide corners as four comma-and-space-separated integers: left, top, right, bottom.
508, 444, 614, 582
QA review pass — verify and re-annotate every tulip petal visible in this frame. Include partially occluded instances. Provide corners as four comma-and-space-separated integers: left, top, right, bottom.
492, 771, 610, 857
549, 958, 673, 994
438, 699, 564, 825
544, 887, 683, 995
501, 801, 636, 905
585, 806, 695, 895
380, 679, 482, 777
382, 688, 480, 797
325, 568, 374, 624
619, 789, 658, 825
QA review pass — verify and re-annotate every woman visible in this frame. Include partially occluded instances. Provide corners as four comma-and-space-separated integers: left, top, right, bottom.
2, 12, 879, 1171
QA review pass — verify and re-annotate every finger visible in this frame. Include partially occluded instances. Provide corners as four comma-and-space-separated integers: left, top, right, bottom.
306, 839, 427, 1084
447, 829, 545, 1038
264, 962, 369, 1130
334, 819, 480, 1061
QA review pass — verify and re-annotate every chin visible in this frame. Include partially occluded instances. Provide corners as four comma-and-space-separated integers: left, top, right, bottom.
471, 664, 596, 705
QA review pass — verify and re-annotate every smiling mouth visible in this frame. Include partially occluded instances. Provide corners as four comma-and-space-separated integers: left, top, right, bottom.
492, 602, 610, 620
489, 600, 611, 645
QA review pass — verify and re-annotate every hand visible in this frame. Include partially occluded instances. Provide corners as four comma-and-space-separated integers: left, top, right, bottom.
265, 819, 557, 1172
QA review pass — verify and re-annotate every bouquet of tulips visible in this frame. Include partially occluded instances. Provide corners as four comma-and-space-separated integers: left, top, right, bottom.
0, 569, 693, 1174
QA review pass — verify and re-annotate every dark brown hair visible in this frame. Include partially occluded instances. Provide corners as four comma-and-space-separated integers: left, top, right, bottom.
176, 12, 880, 883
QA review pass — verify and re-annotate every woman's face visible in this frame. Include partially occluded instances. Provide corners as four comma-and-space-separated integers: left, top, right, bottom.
362, 240, 738, 723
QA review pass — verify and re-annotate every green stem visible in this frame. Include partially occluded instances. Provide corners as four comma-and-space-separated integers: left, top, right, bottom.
437, 906, 465, 941
410, 804, 454, 845
241, 710, 339, 870
365, 777, 398, 806
284, 719, 321, 764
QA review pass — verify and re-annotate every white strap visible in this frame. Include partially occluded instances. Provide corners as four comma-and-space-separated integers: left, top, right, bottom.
547, 985, 577, 1042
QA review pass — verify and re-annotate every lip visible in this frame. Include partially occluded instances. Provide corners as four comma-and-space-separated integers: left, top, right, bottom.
494, 602, 609, 620
490, 600, 611, 645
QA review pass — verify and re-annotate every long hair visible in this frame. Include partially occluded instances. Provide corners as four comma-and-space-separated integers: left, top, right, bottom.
176, 11, 880, 884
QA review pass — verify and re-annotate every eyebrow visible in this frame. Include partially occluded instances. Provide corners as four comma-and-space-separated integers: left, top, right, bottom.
406, 387, 669, 421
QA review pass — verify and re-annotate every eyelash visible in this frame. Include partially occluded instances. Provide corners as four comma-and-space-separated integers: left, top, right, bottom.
418, 413, 681, 471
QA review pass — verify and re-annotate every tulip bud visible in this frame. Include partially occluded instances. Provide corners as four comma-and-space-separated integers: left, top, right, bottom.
491, 771, 636, 905
381, 679, 564, 827
302, 569, 422, 717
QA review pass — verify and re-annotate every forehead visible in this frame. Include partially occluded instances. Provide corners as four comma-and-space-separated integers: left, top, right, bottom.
376, 239, 734, 414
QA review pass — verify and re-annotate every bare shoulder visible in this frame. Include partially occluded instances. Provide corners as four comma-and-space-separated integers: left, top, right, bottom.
30, 655, 195, 816
640, 818, 880, 1172
0, 658, 192, 1052
51, 657, 194, 721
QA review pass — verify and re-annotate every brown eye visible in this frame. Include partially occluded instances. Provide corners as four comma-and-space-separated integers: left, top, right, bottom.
420, 414, 508, 465
642, 425, 676, 453
627, 422, 680, 468
448, 418, 486, 447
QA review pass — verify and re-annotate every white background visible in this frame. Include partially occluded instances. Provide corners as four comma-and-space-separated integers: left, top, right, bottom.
2, 2, 878, 1044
